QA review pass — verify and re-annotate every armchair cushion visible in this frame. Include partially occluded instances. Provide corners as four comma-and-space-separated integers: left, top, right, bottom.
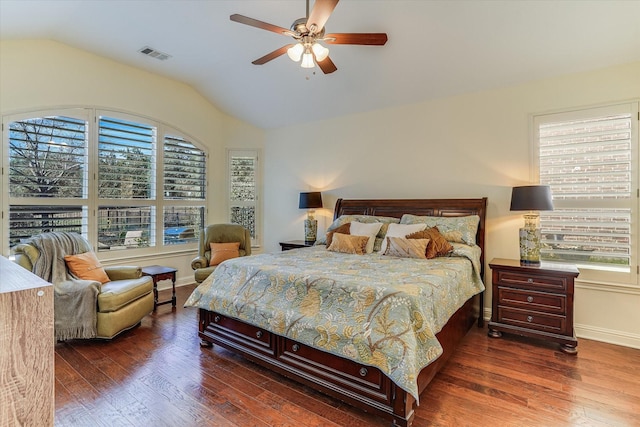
98, 277, 153, 312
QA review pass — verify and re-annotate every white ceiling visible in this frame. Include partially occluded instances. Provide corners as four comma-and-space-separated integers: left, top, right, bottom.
1, 1, 639, 129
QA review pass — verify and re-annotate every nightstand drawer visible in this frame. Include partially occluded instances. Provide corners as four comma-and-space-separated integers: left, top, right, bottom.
496, 270, 568, 292
498, 287, 566, 314
497, 306, 566, 333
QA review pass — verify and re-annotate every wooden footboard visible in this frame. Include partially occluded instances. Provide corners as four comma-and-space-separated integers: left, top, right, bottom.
198, 294, 479, 427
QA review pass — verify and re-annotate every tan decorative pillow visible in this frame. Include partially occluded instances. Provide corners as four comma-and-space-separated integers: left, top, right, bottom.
441, 230, 464, 243
64, 251, 111, 284
383, 237, 429, 259
209, 242, 240, 266
325, 222, 351, 247
327, 233, 368, 255
407, 227, 454, 259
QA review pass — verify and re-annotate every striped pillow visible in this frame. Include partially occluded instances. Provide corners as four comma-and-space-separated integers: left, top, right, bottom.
383, 237, 430, 259
327, 233, 369, 255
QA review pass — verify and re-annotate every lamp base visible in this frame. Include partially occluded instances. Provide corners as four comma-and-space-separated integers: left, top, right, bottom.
304, 219, 317, 243
519, 227, 541, 265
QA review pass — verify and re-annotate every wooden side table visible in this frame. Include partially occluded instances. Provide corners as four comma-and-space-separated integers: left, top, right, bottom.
488, 258, 579, 354
279, 240, 315, 251
142, 265, 177, 310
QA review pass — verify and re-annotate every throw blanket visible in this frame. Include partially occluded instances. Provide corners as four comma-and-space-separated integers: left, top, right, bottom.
185, 244, 484, 402
30, 232, 100, 340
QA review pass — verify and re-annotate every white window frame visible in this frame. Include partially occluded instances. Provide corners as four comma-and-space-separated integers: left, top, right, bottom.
3, 108, 92, 252
1, 107, 208, 258
227, 148, 261, 248
532, 101, 639, 287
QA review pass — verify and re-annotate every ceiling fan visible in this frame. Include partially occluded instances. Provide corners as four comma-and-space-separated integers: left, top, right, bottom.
230, 0, 388, 74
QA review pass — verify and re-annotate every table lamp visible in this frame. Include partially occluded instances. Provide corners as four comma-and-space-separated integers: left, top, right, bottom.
299, 191, 323, 243
510, 185, 554, 265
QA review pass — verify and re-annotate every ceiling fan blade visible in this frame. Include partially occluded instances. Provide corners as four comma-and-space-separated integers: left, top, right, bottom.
306, 0, 339, 34
316, 56, 337, 74
324, 33, 388, 45
230, 14, 294, 36
251, 44, 295, 65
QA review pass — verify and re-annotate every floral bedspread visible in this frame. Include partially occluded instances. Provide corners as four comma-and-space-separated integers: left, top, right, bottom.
185, 244, 484, 401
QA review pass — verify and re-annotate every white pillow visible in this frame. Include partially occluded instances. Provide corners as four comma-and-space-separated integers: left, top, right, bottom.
380, 223, 427, 253
350, 221, 383, 254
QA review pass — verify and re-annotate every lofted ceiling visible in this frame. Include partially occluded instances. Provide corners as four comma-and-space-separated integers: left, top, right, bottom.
1, 0, 639, 129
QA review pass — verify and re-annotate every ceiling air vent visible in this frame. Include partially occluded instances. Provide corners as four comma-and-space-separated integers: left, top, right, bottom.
138, 46, 171, 61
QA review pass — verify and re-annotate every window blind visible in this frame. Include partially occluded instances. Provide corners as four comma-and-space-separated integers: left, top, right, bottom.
538, 111, 633, 269
9, 116, 87, 198
163, 135, 206, 199
98, 116, 154, 199
229, 152, 258, 241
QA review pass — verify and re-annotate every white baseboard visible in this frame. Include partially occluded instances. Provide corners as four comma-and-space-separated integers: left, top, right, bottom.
575, 323, 640, 350
483, 308, 491, 324
483, 308, 640, 350
156, 277, 195, 291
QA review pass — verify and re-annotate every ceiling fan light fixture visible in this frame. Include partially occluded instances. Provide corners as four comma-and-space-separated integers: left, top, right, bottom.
311, 42, 329, 62
230, 0, 388, 75
287, 43, 304, 62
301, 49, 315, 68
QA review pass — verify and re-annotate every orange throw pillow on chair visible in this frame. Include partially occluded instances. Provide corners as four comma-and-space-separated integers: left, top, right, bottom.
209, 242, 241, 266
64, 251, 111, 284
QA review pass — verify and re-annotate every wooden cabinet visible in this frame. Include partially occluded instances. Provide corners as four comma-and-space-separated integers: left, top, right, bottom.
0, 256, 54, 426
488, 258, 579, 354
279, 240, 314, 251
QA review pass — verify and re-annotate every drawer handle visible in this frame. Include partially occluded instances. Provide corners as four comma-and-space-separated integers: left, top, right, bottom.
292, 344, 300, 352
527, 296, 534, 303
527, 278, 533, 283
214, 315, 220, 323
527, 316, 533, 322
359, 367, 368, 377
256, 331, 263, 338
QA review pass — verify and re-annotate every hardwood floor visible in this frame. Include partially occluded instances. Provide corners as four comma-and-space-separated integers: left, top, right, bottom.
55, 284, 640, 427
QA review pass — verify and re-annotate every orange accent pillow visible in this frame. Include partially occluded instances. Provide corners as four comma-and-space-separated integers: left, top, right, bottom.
209, 242, 241, 266
406, 227, 454, 259
64, 252, 111, 284
326, 222, 351, 247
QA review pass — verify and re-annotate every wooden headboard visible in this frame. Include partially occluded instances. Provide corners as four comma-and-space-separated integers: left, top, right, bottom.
334, 197, 488, 276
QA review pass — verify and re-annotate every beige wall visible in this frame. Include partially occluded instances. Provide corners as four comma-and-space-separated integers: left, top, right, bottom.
0, 39, 264, 286
264, 61, 640, 349
2, 39, 639, 349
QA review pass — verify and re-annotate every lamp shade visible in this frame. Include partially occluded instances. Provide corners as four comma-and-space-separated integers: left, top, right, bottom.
299, 192, 323, 209
510, 185, 554, 211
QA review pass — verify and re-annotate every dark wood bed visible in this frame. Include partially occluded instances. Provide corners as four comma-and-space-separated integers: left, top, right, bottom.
197, 197, 488, 427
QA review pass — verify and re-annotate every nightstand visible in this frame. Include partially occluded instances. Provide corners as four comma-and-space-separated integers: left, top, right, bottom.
488, 258, 579, 354
279, 240, 315, 251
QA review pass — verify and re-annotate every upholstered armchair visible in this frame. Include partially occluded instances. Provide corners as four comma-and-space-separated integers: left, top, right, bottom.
191, 224, 252, 283
13, 232, 154, 340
